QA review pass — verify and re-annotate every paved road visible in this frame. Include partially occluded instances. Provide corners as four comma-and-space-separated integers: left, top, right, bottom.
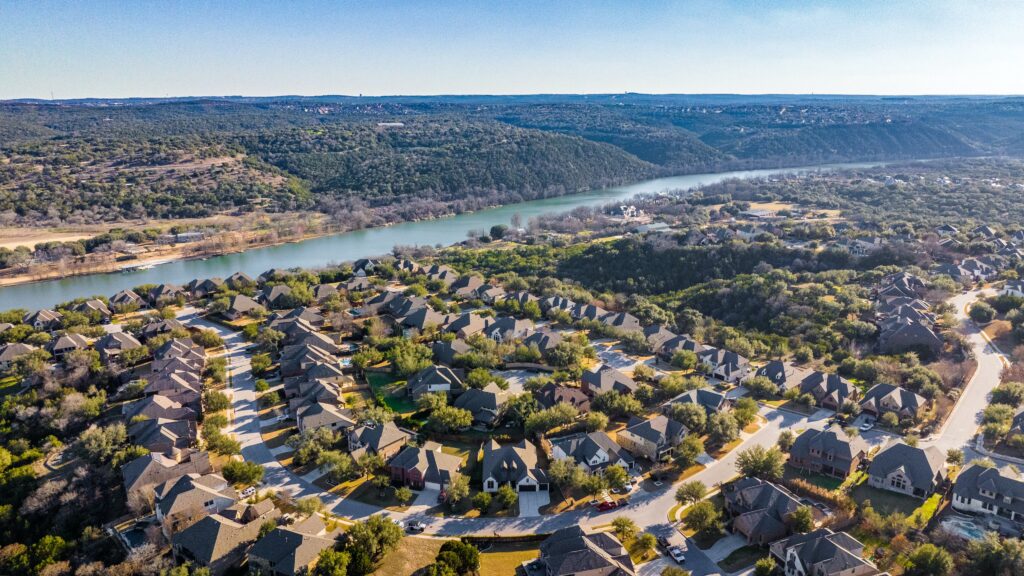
179, 286, 1011, 575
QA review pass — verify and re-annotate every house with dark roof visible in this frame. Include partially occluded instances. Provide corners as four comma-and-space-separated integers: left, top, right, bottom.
171, 501, 280, 576
482, 316, 533, 343
248, 516, 338, 576
226, 272, 255, 289
388, 442, 463, 491
642, 325, 677, 351
261, 285, 294, 309
534, 383, 591, 412
877, 317, 943, 358
522, 328, 563, 356
346, 421, 411, 460
154, 473, 237, 536
223, 294, 263, 320
453, 382, 511, 426
789, 426, 868, 479
311, 283, 339, 303
755, 360, 813, 395
74, 299, 112, 322
432, 338, 472, 365
664, 387, 731, 416
868, 441, 947, 498
129, 417, 198, 455
481, 439, 548, 493
769, 528, 880, 576
23, 309, 62, 331
601, 312, 643, 334
952, 463, 1024, 523
0, 342, 36, 370
49, 333, 90, 359
111, 289, 146, 310
406, 365, 465, 400
531, 526, 635, 576
616, 415, 687, 462
140, 317, 186, 341
797, 371, 858, 411
859, 383, 926, 421
724, 477, 815, 545
95, 332, 144, 363
581, 365, 637, 397
699, 347, 750, 383
550, 431, 634, 473
122, 450, 213, 501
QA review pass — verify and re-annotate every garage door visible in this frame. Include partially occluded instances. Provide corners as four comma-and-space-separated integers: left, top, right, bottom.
426, 482, 441, 491
519, 484, 537, 492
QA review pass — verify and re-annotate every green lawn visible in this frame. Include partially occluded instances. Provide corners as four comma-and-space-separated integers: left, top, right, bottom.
851, 484, 920, 516
719, 545, 767, 572
479, 542, 540, 575
0, 375, 22, 398
909, 493, 943, 527
784, 466, 844, 491
366, 372, 417, 413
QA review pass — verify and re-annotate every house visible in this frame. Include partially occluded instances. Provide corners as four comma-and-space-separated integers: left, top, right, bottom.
1004, 280, 1024, 298
539, 296, 576, 315
481, 439, 549, 493
432, 338, 472, 366
643, 324, 677, 351
877, 317, 943, 357
972, 225, 998, 239
534, 383, 591, 412
797, 372, 858, 411
935, 224, 960, 237
406, 365, 464, 400
616, 415, 687, 462
789, 425, 868, 478
171, 500, 280, 576
665, 387, 730, 416
149, 284, 185, 305
188, 278, 225, 299
123, 394, 197, 422
445, 312, 489, 339
522, 328, 563, 356
859, 383, 926, 421
75, 299, 112, 321
296, 401, 356, 434
868, 441, 947, 498
450, 275, 486, 298
482, 316, 533, 343
723, 477, 811, 545
311, 283, 339, 303
140, 317, 187, 341
531, 526, 635, 576
261, 285, 294, 309
952, 464, 1024, 523
453, 383, 510, 426
23, 309, 62, 331
699, 347, 750, 382
601, 312, 643, 334
129, 417, 198, 454
658, 334, 704, 362
388, 442, 463, 490
581, 364, 637, 397
346, 421, 411, 460
223, 294, 263, 320
111, 289, 146, 310
572, 303, 609, 322
755, 360, 811, 395
95, 332, 144, 363
248, 516, 338, 576
550, 431, 634, 473
49, 333, 90, 359
154, 473, 237, 536
226, 272, 255, 289
352, 258, 381, 276
122, 450, 213, 502
769, 528, 880, 576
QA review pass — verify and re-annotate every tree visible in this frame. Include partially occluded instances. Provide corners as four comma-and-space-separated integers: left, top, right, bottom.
634, 533, 656, 558
259, 520, 277, 539
437, 541, 480, 575
970, 301, 997, 324
548, 459, 585, 490
745, 375, 778, 399
251, 352, 273, 376
313, 548, 351, 576
346, 515, 404, 564
777, 430, 795, 452
675, 480, 707, 505
946, 448, 964, 467
585, 411, 609, 432
318, 450, 356, 483
964, 532, 1024, 575
671, 350, 698, 370
732, 397, 759, 428
786, 505, 815, 533
905, 543, 953, 576
707, 412, 740, 445
524, 403, 579, 435
395, 486, 413, 506
472, 492, 492, 511
736, 445, 786, 480
683, 501, 721, 534
881, 412, 900, 429
426, 406, 473, 432
612, 517, 638, 541
675, 434, 705, 468
604, 465, 629, 490
754, 556, 776, 576
296, 496, 325, 517
668, 403, 707, 434
497, 484, 518, 510
991, 382, 1024, 406
445, 474, 470, 508
661, 568, 691, 576
222, 460, 264, 486
418, 392, 448, 412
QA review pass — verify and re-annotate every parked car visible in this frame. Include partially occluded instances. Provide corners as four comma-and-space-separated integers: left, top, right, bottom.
859, 421, 874, 432
668, 546, 686, 564
596, 501, 618, 512
241, 486, 256, 498
406, 520, 426, 533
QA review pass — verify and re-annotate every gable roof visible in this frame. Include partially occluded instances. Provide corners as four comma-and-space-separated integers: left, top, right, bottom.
481, 439, 547, 486
389, 445, 463, 485
249, 526, 337, 576
791, 425, 869, 464
868, 441, 946, 492
538, 526, 636, 576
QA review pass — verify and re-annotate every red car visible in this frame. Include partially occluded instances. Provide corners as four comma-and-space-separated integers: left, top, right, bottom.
596, 500, 619, 512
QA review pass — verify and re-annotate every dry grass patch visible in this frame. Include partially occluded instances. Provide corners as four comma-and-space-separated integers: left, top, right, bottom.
370, 536, 446, 576
479, 542, 541, 576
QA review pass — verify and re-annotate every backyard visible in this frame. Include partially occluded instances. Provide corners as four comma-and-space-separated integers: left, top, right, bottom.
366, 371, 418, 414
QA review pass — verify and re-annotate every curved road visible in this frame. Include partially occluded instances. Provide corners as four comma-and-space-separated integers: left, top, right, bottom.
180, 287, 1008, 574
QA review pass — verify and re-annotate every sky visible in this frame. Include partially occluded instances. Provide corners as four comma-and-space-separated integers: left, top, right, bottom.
1, 0, 1023, 99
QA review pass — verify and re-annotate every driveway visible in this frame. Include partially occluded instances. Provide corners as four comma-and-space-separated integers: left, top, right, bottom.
518, 491, 550, 517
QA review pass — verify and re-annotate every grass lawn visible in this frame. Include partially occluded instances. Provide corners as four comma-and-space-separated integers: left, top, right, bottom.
0, 375, 23, 398
346, 478, 412, 511
719, 545, 767, 572
366, 372, 418, 414
479, 542, 540, 575
261, 424, 296, 449
784, 467, 843, 491
711, 437, 744, 459
851, 484, 919, 516
840, 470, 869, 491
909, 493, 943, 527
371, 535, 446, 576
678, 494, 727, 549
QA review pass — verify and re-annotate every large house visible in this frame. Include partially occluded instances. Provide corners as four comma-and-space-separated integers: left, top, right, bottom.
664, 387, 730, 416
529, 526, 635, 576
723, 477, 811, 545
248, 515, 338, 576
615, 415, 687, 462
346, 421, 411, 460
481, 439, 549, 493
534, 383, 591, 412
154, 473, 237, 537
859, 383, 927, 421
406, 365, 464, 400
452, 383, 510, 426
549, 431, 634, 473
952, 464, 1024, 523
171, 500, 280, 576
581, 364, 637, 397
122, 450, 213, 502
868, 441, 947, 499
789, 426, 868, 479
699, 347, 750, 383
769, 528, 881, 576
388, 442, 464, 491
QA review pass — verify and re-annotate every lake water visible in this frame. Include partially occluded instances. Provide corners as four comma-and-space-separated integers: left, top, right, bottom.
0, 161, 885, 311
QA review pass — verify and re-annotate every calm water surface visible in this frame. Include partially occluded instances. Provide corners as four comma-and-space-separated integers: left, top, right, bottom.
0, 161, 886, 311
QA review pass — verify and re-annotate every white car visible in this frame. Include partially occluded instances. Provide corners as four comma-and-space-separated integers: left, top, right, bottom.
859, 421, 874, 432
668, 546, 686, 563
241, 486, 256, 498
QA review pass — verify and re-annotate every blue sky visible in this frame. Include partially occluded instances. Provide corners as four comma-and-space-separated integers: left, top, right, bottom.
1, 0, 1022, 99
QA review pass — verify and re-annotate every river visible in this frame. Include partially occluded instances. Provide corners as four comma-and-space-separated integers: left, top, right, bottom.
0, 161, 886, 311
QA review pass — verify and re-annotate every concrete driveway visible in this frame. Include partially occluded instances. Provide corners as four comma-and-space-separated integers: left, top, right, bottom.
518, 491, 550, 517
